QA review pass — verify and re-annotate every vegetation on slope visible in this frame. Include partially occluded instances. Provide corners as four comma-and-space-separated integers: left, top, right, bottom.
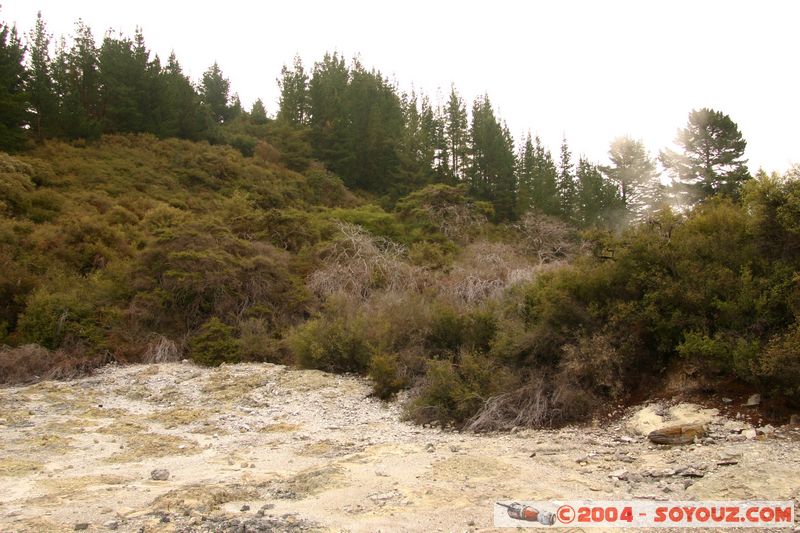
1, 11, 797, 430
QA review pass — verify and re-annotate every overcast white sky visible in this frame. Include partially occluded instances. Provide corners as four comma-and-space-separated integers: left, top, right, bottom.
2, 0, 798, 173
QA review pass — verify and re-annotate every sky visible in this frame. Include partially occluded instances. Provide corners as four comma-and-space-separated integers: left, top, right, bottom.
2, 0, 798, 173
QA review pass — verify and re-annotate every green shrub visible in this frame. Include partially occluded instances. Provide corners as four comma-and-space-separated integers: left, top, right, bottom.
288, 314, 372, 373
755, 325, 800, 397
368, 352, 406, 399
187, 317, 241, 366
425, 306, 467, 354
407, 353, 513, 427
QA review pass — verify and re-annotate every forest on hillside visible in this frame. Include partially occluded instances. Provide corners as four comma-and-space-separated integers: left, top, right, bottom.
1, 13, 798, 429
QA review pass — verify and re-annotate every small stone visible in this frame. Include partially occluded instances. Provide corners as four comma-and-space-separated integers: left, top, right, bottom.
160, 515, 170, 523
150, 469, 169, 481
789, 414, 800, 427
722, 397, 733, 403
74, 524, 89, 531
240, 504, 250, 512
181, 359, 190, 364
425, 443, 435, 453
449, 445, 460, 453
683, 479, 694, 489
728, 434, 747, 442
609, 468, 628, 480
104, 520, 119, 530
261, 503, 275, 510
467, 519, 476, 526
742, 428, 757, 440
744, 394, 760, 407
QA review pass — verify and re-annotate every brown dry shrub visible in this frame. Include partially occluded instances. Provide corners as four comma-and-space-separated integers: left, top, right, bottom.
0, 344, 109, 384
466, 376, 598, 432
511, 212, 578, 264
439, 241, 538, 304
307, 222, 424, 299
141, 335, 181, 364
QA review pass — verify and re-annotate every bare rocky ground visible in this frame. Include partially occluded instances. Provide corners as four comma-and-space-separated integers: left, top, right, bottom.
0, 362, 798, 533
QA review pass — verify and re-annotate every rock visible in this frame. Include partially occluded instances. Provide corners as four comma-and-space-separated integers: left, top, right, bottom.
722, 397, 733, 403
449, 445, 460, 453
240, 504, 250, 512
103, 520, 118, 530
678, 467, 704, 478
648, 423, 705, 445
74, 524, 89, 531
727, 434, 747, 442
609, 468, 628, 480
789, 414, 800, 427
744, 394, 760, 407
743, 428, 757, 440
150, 469, 170, 481
425, 443, 435, 453
758, 424, 775, 435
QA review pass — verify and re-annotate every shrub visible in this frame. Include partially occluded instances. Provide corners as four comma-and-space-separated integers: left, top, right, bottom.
755, 325, 800, 397
368, 352, 407, 399
0, 344, 108, 384
559, 331, 626, 398
407, 353, 514, 427
287, 311, 372, 373
239, 317, 283, 363
187, 317, 241, 366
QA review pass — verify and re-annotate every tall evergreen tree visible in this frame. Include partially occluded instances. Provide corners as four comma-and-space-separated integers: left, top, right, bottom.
531, 135, 560, 216
26, 11, 57, 141
199, 62, 231, 123
276, 55, 308, 126
468, 95, 516, 221
557, 137, 578, 222
516, 133, 536, 214
97, 30, 152, 133
308, 52, 349, 174
51, 21, 101, 139
0, 17, 28, 151
342, 61, 404, 192
576, 156, 622, 227
603, 136, 660, 221
444, 86, 468, 183
156, 52, 206, 140
250, 98, 267, 124
660, 108, 749, 203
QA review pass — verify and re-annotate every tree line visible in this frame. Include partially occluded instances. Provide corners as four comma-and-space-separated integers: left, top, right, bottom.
1, 12, 752, 225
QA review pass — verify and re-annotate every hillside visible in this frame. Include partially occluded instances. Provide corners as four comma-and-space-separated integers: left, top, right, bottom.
2, 133, 800, 431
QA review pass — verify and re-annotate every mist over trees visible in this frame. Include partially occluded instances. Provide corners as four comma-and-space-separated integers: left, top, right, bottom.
3, 9, 800, 429
1, 11, 760, 228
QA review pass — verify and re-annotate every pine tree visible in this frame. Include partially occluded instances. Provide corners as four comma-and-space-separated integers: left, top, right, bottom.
250, 98, 267, 124
199, 62, 231, 123
157, 52, 206, 140
308, 52, 349, 174
276, 55, 308, 126
603, 136, 660, 221
0, 17, 28, 151
557, 137, 578, 222
576, 156, 622, 227
342, 61, 404, 192
660, 108, 749, 204
516, 133, 536, 214
468, 95, 516, 221
26, 11, 57, 141
444, 86, 468, 183
51, 20, 101, 139
531, 136, 560, 216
